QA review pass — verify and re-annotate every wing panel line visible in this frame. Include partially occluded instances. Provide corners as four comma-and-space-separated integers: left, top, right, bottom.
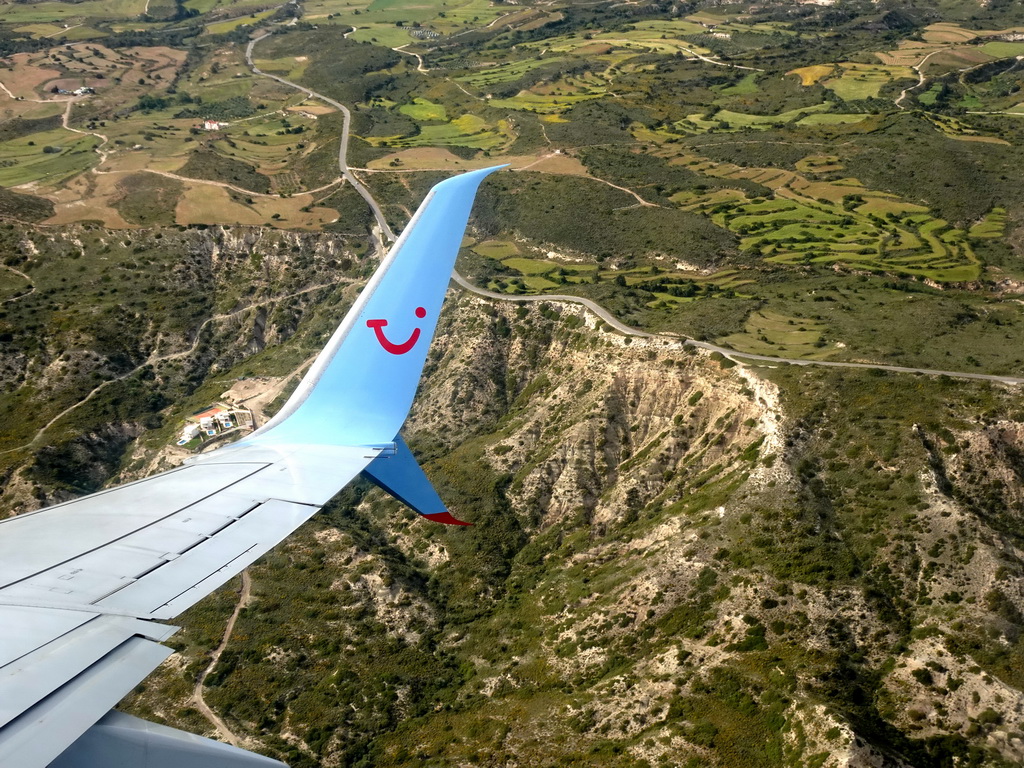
0, 466, 270, 592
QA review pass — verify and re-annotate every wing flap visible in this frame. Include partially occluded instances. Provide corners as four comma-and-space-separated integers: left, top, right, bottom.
98, 498, 320, 619
0, 612, 173, 730
213, 443, 379, 506
0, 462, 269, 591
0, 446, 374, 612
0, 637, 172, 768
0, 605, 95, 673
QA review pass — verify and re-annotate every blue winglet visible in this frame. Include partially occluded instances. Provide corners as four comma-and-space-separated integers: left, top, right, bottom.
246, 165, 504, 448
362, 437, 470, 525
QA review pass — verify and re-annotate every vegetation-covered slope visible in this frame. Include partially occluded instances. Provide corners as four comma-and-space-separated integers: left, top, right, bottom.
2, 0, 1024, 766
110, 296, 1024, 768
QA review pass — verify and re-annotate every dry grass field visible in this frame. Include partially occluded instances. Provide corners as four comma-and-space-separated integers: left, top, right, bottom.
364, 147, 589, 176
922, 23, 979, 44
787, 64, 834, 86
44, 171, 134, 228
174, 181, 338, 229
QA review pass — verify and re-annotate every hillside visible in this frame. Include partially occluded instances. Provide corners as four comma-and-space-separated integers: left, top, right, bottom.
108, 295, 1024, 768
1, 0, 1024, 765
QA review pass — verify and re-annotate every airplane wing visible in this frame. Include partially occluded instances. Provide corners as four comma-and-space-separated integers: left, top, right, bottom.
0, 166, 502, 768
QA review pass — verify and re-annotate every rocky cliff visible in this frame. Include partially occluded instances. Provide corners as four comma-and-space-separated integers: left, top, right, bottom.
111, 293, 1024, 768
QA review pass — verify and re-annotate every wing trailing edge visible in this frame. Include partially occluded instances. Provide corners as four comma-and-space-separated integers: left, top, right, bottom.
362, 437, 471, 525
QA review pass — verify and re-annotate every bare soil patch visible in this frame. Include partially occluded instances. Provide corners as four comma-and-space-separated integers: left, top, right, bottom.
286, 104, 334, 116
43, 77, 105, 92
45, 172, 134, 228
2, 56, 63, 98
515, 152, 588, 175
366, 146, 472, 169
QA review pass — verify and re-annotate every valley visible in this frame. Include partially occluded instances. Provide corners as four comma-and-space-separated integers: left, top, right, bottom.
2, 0, 1024, 766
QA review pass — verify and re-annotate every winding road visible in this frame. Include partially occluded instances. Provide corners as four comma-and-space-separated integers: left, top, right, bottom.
243, 27, 1024, 389
895, 49, 945, 109
451, 274, 1024, 384
246, 34, 395, 242
163, 12, 1024, 749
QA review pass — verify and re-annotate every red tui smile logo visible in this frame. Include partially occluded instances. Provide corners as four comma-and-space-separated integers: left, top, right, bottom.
366, 307, 426, 355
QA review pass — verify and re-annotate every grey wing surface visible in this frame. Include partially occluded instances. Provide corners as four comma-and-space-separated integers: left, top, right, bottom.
0, 443, 377, 767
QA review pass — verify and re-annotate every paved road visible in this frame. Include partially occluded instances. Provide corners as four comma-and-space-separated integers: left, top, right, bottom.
247, 26, 1023, 389
245, 34, 396, 242
450, 272, 655, 338
685, 340, 1024, 384
451, 275, 1024, 385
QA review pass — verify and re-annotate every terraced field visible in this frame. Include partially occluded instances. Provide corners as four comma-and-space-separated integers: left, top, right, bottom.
672, 103, 870, 133
969, 207, 1007, 239
671, 154, 982, 282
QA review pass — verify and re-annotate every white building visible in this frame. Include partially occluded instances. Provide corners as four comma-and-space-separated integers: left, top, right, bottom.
176, 423, 201, 446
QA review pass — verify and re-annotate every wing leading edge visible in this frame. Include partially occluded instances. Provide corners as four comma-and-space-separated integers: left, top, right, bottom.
0, 166, 502, 768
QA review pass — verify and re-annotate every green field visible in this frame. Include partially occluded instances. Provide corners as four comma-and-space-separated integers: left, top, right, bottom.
797, 113, 870, 126
679, 102, 833, 132
399, 98, 448, 122
183, 0, 223, 12
367, 114, 508, 150
473, 251, 603, 295
0, 0, 145, 22
472, 240, 520, 259
489, 89, 605, 115
718, 309, 832, 359
204, 9, 276, 34
252, 56, 309, 81
979, 40, 1024, 58
348, 24, 418, 48
822, 63, 913, 100
0, 130, 100, 187
627, 19, 714, 37
457, 59, 557, 89
715, 72, 760, 96
502, 257, 564, 275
